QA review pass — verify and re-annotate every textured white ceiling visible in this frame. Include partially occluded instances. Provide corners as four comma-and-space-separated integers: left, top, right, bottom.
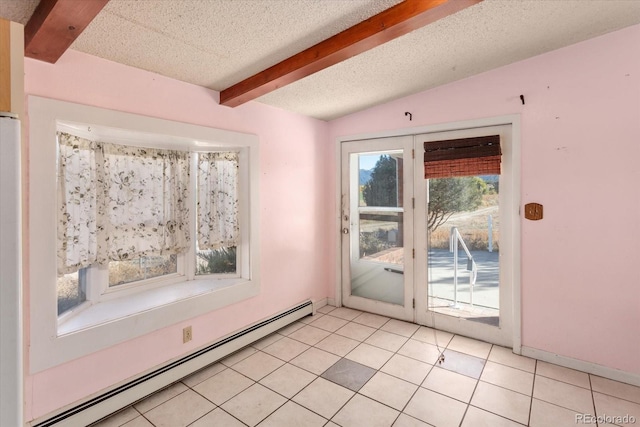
0, 0, 39, 23
70, 0, 403, 89
259, 0, 640, 119
2, 0, 640, 120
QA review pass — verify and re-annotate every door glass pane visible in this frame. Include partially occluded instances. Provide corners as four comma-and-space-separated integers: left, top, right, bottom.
359, 211, 403, 261
427, 175, 500, 325
359, 154, 403, 208
351, 151, 405, 306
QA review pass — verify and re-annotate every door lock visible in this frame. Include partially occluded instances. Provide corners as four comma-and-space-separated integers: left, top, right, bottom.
342, 227, 349, 234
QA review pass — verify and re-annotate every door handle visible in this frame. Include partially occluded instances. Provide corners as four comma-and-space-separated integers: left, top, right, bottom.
342, 227, 349, 234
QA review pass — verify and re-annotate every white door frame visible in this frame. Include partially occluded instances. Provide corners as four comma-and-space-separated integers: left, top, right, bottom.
415, 124, 515, 347
335, 115, 522, 352
340, 136, 414, 321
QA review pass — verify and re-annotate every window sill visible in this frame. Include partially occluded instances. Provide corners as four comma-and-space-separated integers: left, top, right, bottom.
31, 275, 259, 373
58, 277, 246, 336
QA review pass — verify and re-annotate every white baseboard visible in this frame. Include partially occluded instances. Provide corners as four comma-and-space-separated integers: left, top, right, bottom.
312, 298, 327, 313
521, 346, 640, 387
327, 298, 336, 307
31, 300, 313, 427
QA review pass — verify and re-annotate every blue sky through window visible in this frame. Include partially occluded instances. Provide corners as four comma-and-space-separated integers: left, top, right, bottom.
359, 154, 381, 171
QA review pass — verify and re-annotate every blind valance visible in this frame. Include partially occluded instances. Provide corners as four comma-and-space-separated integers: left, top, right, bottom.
424, 135, 501, 179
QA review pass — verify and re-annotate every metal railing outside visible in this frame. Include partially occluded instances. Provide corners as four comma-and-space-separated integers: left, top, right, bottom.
449, 226, 477, 308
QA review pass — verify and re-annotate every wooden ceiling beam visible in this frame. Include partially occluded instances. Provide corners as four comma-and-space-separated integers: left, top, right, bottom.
25, 0, 109, 63
220, 0, 481, 108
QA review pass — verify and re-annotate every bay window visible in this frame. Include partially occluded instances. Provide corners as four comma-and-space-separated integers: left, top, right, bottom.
29, 96, 259, 372
56, 131, 242, 315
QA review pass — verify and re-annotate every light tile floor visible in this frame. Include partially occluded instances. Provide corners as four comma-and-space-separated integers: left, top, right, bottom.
94, 306, 640, 427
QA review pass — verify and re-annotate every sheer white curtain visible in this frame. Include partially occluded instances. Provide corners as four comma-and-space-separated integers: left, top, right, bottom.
57, 132, 100, 275
197, 152, 239, 250
101, 143, 191, 261
56, 132, 191, 276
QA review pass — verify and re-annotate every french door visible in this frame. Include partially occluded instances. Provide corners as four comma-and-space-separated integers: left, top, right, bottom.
341, 125, 516, 346
414, 125, 514, 346
341, 136, 414, 321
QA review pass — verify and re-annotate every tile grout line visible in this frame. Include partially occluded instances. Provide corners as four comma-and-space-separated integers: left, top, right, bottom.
232, 324, 379, 426
312, 312, 393, 424
322, 313, 477, 425
458, 343, 492, 427
104, 309, 640, 427
588, 372, 599, 425
201, 316, 464, 425
327, 317, 415, 425
182, 377, 246, 426
310, 312, 421, 424
526, 357, 538, 426
308, 314, 531, 425
139, 412, 156, 427
323, 314, 462, 425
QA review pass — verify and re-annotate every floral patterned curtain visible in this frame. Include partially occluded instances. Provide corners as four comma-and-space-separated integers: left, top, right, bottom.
56, 132, 191, 276
57, 132, 100, 276
197, 152, 239, 250
101, 143, 191, 261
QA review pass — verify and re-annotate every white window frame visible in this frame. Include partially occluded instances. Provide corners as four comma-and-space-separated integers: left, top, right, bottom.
28, 96, 260, 373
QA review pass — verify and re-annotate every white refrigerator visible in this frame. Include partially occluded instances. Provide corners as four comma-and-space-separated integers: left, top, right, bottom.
0, 113, 23, 427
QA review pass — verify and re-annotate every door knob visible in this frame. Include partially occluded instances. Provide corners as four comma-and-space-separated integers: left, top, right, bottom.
342, 228, 349, 234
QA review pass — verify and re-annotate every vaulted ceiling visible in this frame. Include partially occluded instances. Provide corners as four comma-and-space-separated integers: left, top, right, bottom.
2, 0, 640, 120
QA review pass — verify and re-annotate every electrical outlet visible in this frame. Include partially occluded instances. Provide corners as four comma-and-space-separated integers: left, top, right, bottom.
183, 326, 192, 343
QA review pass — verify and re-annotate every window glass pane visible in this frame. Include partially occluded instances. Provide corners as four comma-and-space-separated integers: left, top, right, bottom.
196, 246, 237, 275
109, 255, 177, 287
57, 270, 86, 315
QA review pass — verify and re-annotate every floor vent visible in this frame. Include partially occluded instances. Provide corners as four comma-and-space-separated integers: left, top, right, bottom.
33, 300, 313, 427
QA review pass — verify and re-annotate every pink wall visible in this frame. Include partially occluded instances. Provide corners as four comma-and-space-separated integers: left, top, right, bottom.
23, 50, 332, 420
329, 24, 640, 374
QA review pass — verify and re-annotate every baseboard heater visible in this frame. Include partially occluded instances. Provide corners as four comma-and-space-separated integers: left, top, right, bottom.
33, 300, 313, 427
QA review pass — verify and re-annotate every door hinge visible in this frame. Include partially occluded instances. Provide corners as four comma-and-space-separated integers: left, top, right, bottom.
412, 298, 415, 308
412, 149, 415, 159
412, 197, 415, 209
412, 248, 415, 258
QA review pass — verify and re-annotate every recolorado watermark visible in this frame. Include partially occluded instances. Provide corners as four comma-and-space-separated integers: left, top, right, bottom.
576, 414, 637, 424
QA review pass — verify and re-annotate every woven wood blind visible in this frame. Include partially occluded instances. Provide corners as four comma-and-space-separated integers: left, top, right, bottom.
424, 135, 501, 179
